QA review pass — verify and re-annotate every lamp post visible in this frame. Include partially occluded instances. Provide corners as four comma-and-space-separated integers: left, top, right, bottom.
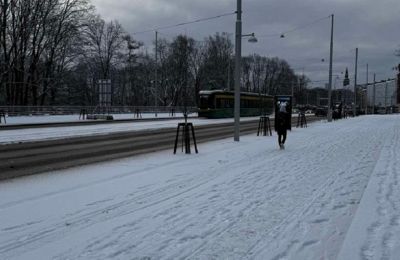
154, 31, 158, 117
373, 73, 376, 114
353, 47, 358, 116
234, 0, 257, 141
385, 81, 388, 113
234, 0, 242, 141
365, 63, 368, 114
327, 14, 334, 122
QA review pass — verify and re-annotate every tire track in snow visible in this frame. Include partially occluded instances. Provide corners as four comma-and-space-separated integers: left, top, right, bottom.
70, 148, 290, 259
183, 120, 372, 259
0, 139, 286, 259
361, 125, 400, 260
1, 116, 398, 259
248, 117, 388, 260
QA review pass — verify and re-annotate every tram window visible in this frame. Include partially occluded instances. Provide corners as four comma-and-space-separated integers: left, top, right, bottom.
223, 99, 233, 108
199, 96, 209, 109
216, 98, 221, 108
222, 99, 229, 108
209, 96, 215, 109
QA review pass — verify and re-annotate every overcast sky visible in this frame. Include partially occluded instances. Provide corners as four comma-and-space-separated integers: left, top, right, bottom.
92, 0, 399, 88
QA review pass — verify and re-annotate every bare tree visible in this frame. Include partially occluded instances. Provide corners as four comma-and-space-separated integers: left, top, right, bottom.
39, 0, 92, 105
0, 0, 91, 106
157, 38, 172, 106
188, 40, 206, 106
83, 16, 125, 79
166, 35, 193, 107
201, 32, 233, 90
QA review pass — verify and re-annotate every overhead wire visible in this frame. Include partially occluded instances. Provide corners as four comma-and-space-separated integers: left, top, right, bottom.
133, 12, 236, 35
258, 15, 331, 38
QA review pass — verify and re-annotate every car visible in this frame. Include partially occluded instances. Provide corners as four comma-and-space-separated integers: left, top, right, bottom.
315, 107, 328, 117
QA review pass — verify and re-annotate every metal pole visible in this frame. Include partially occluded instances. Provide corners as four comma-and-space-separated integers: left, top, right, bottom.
228, 56, 231, 90
291, 79, 294, 103
385, 81, 388, 113
227, 33, 231, 91
373, 73, 376, 114
334, 76, 337, 103
155, 31, 158, 117
353, 47, 358, 116
234, 0, 242, 141
365, 63, 368, 114
397, 64, 400, 107
327, 14, 334, 122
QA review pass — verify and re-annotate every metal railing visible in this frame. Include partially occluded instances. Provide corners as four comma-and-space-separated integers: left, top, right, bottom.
0, 106, 198, 116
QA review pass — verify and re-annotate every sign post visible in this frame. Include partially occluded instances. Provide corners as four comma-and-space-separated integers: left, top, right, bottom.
98, 79, 112, 114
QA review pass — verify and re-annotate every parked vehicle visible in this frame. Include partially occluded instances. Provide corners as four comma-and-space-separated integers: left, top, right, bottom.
315, 107, 328, 117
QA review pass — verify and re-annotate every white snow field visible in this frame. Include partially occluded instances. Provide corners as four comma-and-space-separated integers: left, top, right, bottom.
0, 115, 399, 259
1, 113, 193, 125
0, 116, 263, 144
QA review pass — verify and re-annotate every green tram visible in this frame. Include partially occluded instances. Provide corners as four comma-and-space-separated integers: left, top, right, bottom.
198, 90, 274, 118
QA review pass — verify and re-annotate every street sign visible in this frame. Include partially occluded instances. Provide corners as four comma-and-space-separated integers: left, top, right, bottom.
98, 79, 112, 108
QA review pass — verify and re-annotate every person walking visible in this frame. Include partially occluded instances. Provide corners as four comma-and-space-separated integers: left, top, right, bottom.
275, 102, 288, 149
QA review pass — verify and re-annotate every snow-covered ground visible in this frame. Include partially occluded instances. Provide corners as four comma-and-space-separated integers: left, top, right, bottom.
1, 113, 190, 125
0, 113, 308, 144
0, 115, 399, 259
0, 116, 263, 144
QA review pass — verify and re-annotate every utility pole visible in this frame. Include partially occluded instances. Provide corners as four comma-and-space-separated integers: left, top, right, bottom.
365, 63, 368, 114
291, 79, 295, 105
234, 0, 242, 141
154, 31, 158, 117
397, 64, 400, 106
327, 14, 334, 122
353, 47, 358, 116
228, 57, 231, 90
385, 81, 388, 113
373, 73, 376, 114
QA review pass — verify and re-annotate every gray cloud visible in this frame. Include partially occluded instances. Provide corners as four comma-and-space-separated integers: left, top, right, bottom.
92, 0, 399, 86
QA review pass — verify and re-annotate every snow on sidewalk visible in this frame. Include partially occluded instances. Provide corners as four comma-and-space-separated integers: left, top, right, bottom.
0, 115, 399, 259
338, 117, 400, 260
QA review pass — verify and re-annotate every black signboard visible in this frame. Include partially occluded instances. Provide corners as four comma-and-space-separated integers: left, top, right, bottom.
274, 95, 293, 131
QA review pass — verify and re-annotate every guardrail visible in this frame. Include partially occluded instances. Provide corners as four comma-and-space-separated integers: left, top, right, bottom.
0, 106, 198, 116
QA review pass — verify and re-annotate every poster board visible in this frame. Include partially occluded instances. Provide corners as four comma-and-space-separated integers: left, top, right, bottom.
98, 79, 112, 111
274, 95, 293, 131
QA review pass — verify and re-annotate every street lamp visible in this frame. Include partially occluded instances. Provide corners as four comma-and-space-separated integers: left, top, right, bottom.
246, 33, 258, 43
327, 14, 334, 122
234, 0, 258, 141
227, 32, 257, 92
353, 47, 358, 117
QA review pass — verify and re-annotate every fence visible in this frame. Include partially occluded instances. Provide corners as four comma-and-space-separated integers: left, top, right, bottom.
0, 106, 198, 116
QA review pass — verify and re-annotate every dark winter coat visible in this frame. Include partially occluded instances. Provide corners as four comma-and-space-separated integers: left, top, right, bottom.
275, 112, 288, 134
